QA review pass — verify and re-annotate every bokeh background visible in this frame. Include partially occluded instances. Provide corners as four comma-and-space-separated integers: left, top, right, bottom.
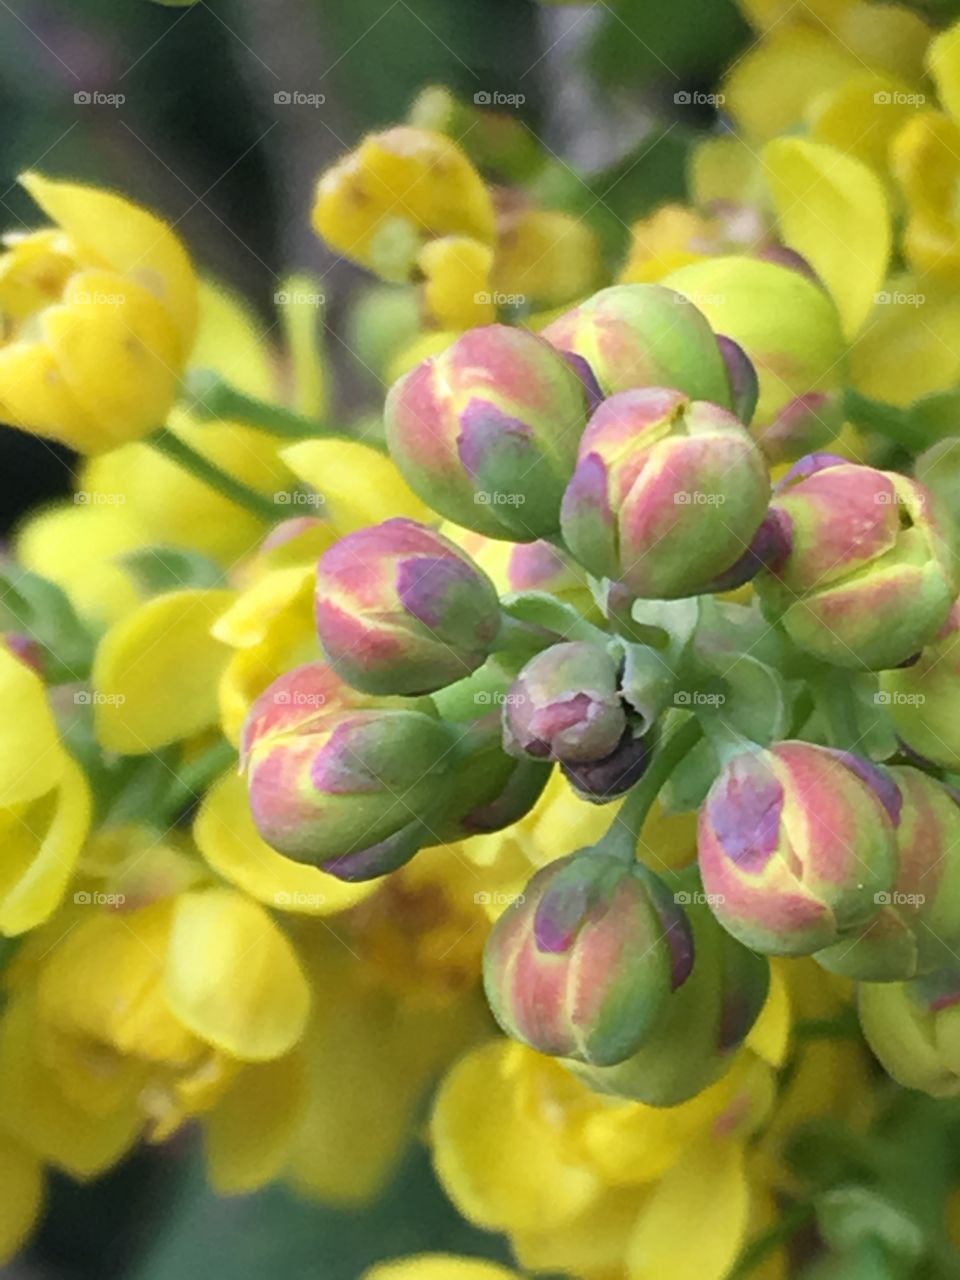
0, 1, 750, 1275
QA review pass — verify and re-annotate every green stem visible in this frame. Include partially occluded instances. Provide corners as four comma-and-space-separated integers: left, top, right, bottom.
843, 390, 928, 455
810, 667, 862, 751
146, 427, 279, 522
729, 1200, 816, 1278
182, 369, 341, 441
161, 738, 239, 823
599, 717, 704, 859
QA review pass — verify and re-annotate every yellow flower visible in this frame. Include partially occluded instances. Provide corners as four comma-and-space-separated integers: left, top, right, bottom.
0, 645, 91, 936
0, 173, 197, 452
312, 127, 495, 283
0, 1134, 43, 1264
362, 1259, 519, 1280
492, 207, 603, 309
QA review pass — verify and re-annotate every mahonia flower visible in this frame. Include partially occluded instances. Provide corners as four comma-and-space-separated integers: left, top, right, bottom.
0, 173, 197, 452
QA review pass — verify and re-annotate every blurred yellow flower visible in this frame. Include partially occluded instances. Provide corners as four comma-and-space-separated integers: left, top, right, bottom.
0, 174, 197, 453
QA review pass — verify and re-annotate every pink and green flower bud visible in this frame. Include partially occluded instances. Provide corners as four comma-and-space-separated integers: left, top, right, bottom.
880, 599, 960, 769
315, 518, 502, 696
560, 387, 770, 599
503, 641, 625, 764
434, 713, 550, 839
859, 969, 960, 1098
242, 662, 458, 881
817, 768, 960, 981
542, 283, 733, 407
756, 460, 959, 671
698, 742, 898, 956
384, 325, 590, 541
561, 728, 652, 803
568, 893, 769, 1106
483, 852, 694, 1067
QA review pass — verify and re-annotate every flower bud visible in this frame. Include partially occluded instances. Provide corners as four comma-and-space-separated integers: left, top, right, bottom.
568, 893, 769, 1106
561, 728, 652, 803
315, 518, 502, 696
434, 713, 550, 839
242, 662, 458, 881
542, 283, 733, 407
698, 742, 898, 956
502, 642, 625, 764
880, 599, 960, 769
859, 970, 960, 1098
384, 325, 590, 540
560, 387, 770, 599
483, 852, 693, 1067
756, 459, 959, 671
816, 768, 960, 981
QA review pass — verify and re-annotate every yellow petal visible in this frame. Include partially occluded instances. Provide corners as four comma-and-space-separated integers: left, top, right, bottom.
852, 279, 960, 404
165, 888, 311, 1061
205, 1051, 306, 1193
362, 1259, 519, 1280
19, 171, 197, 351
0, 645, 63, 808
810, 74, 926, 178
189, 279, 274, 400
194, 772, 377, 916
892, 112, 960, 280
763, 137, 891, 339
92, 588, 236, 753
627, 1138, 750, 1280
746, 958, 792, 1068
312, 127, 495, 277
281, 437, 432, 530
737, 0, 858, 31
0, 341, 94, 451
0, 995, 142, 1179
690, 137, 768, 209
16, 500, 143, 626
210, 565, 318, 650
0, 755, 91, 936
41, 269, 182, 449
930, 19, 960, 127
724, 27, 860, 142
431, 1041, 600, 1233
0, 1136, 43, 1264
493, 209, 603, 308
418, 235, 495, 330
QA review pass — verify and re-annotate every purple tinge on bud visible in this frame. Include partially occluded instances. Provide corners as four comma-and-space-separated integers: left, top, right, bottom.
716, 335, 758, 425
705, 753, 785, 874
562, 351, 605, 412
561, 728, 652, 802
503, 641, 626, 764
483, 851, 693, 1066
698, 741, 899, 955
315, 518, 501, 696
773, 451, 847, 493
824, 751, 903, 827
701, 509, 791, 592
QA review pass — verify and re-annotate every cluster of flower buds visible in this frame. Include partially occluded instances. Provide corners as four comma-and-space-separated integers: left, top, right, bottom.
483, 852, 769, 1106
242, 276, 960, 1106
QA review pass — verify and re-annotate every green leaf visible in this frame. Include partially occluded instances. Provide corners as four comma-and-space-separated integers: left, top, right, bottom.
0, 565, 95, 682
817, 1187, 925, 1265
121, 547, 225, 596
